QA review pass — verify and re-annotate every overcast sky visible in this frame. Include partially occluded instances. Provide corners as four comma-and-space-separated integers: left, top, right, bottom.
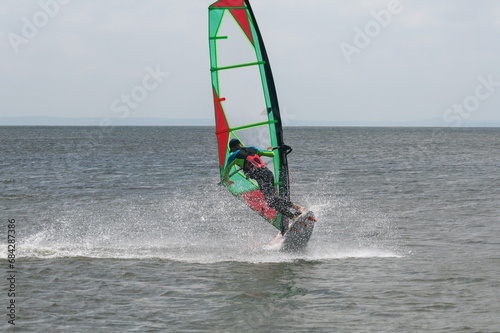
1, 0, 499, 126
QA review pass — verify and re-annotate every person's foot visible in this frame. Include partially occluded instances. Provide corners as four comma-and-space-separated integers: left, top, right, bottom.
292, 204, 307, 213
269, 232, 283, 245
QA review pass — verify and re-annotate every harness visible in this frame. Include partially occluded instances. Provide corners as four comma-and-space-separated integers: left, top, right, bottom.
236, 147, 267, 172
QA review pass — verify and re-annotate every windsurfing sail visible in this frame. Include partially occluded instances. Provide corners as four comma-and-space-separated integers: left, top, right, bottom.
208, 0, 291, 231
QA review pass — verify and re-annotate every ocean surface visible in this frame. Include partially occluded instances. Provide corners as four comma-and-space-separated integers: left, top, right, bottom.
1, 126, 499, 333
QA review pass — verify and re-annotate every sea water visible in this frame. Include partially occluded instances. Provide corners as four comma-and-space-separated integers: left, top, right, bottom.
1, 126, 499, 332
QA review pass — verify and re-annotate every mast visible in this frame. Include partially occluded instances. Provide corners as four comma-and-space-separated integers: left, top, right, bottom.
245, 0, 291, 201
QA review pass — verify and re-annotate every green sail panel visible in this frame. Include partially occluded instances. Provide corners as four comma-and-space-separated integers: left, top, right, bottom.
208, 0, 290, 230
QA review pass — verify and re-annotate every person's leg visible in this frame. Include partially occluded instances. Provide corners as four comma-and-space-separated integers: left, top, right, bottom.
254, 168, 300, 219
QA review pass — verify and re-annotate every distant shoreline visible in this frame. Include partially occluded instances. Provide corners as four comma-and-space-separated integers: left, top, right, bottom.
1, 117, 499, 127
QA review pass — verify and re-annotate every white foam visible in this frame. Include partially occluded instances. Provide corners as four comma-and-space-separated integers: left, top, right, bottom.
12, 233, 404, 263
10, 185, 405, 263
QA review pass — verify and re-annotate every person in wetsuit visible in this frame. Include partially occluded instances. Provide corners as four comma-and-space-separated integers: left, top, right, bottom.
223, 139, 305, 221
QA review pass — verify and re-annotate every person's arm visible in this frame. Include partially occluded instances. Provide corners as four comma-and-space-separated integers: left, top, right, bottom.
267, 145, 292, 155
250, 146, 275, 158
222, 153, 239, 184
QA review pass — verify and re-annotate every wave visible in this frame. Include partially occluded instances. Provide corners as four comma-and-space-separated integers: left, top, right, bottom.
4, 243, 403, 264
3, 230, 403, 264
2, 185, 405, 263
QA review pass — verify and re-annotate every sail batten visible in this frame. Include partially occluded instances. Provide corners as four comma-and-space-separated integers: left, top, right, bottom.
209, 0, 290, 230
211, 61, 265, 72
215, 120, 279, 135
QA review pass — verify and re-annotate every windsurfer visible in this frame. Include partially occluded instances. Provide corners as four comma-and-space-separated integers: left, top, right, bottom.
223, 139, 306, 222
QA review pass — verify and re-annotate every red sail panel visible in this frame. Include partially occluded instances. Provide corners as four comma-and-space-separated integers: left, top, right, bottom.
213, 87, 230, 167
241, 190, 278, 220
229, 9, 255, 45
